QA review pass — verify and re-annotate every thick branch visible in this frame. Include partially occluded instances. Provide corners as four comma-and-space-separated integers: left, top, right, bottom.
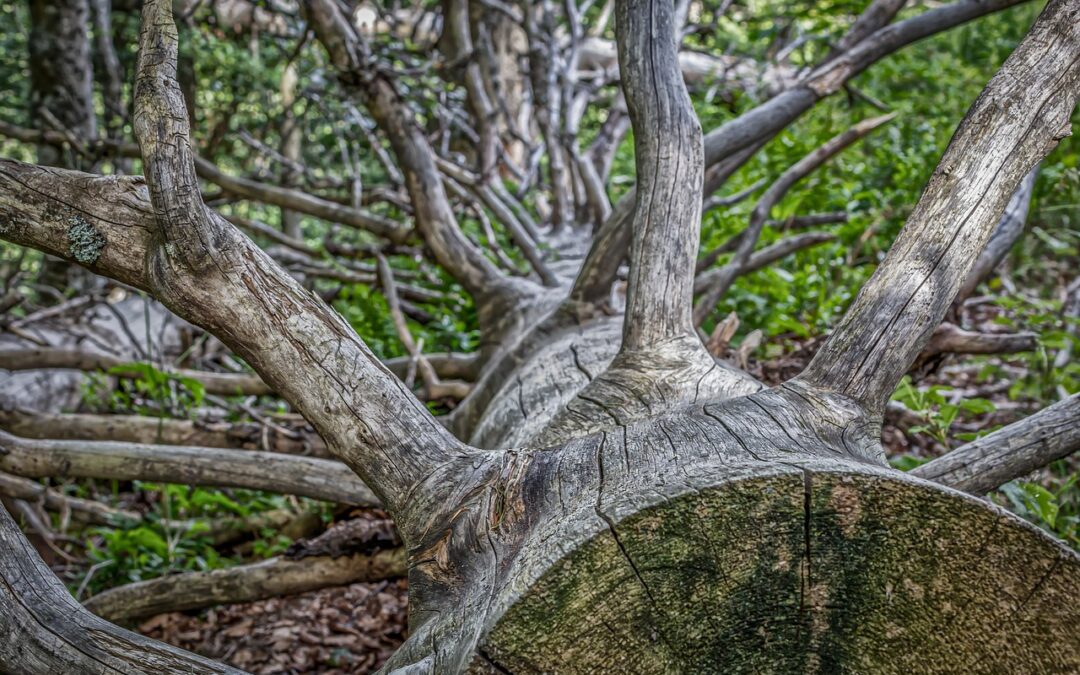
0, 430, 377, 505
797, 0, 1080, 413
0, 504, 239, 673
567, 0, 1028, 307
0, 155, 472, 522
84, 547, 406, 622
0, 120, 408, 241
617, 0, 704, 349
913, 393, 1080, 494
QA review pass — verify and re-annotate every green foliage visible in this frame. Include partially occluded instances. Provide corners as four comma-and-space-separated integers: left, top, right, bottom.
890, 376, 998, 447
998, 470, 1079, 548
81, 361, 206, 417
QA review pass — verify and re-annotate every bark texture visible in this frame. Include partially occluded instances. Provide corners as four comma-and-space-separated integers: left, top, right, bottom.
0, 505, 242, 673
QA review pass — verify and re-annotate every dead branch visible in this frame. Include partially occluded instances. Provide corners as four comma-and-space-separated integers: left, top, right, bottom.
0, 430, 377, 505
913, 393, 1080, 494
796, 0, 1080, 413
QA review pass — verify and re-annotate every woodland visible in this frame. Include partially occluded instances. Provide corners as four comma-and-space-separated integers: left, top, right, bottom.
0, 0, 1078, 672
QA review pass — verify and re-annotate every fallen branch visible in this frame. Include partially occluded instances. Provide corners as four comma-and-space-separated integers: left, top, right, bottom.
919, 322, 1038, 360
84, 547, 406, 623
0, 431, 376, 506
0, 409, 329, 456
913, 393, 1080, 495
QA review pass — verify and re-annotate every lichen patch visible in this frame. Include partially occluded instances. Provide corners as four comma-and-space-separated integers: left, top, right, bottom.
67, 215, 106, 264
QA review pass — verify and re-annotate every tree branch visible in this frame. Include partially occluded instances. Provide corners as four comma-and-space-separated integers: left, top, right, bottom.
617, 0, 704, 349
304, 0, 514, 301
913, 393, 1080, 495
567, 0, 1027, 308
0, 504, 239, 673
84, 547, 406, 622
693, 113, 894, 325
0, 430, 377, 505
796, 0, 1080, 413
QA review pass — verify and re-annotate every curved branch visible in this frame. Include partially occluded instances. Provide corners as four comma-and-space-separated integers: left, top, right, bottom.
0, 430, 377, 505
617, 0, 704, 349
0, 505, 240, 673
796, 0, 1080, 413
305, 0, 514, 301
701, 0, 1032, 167
913, 393, 1080, 495
84, 547, 406, 622
0, 120, 408, 242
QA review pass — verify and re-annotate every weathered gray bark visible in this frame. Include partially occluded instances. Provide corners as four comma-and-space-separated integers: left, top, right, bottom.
0, 430, 376, 505
0, 504, 242, 673
84, 547, 406, 622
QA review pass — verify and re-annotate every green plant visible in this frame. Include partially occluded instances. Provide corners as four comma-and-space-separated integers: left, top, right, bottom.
890, 376, 998, 447
999, 474, 1079, 548
80, 361, 205, 417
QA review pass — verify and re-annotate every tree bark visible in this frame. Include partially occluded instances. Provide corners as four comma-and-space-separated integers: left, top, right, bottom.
0, 504, 242, 673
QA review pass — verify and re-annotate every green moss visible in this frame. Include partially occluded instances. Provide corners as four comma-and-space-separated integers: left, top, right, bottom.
67, 215, 106, 264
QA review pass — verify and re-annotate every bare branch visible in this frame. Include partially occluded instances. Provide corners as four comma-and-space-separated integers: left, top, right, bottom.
701, 0, 1031, 168
377, 255, 472, 401
84, 547, 406, 622
913, 393, 1080, 495
616, 0, 705, 349
0, 470, 139, 526
0, 430, 377, 505
0, 408, 328, 456
0, 121, 408, 242
919, 323, 1038, 360
693, 113, 894, 325
797, 0, 1080, 413
0, 505, 238, 673
305, 0, 513, 300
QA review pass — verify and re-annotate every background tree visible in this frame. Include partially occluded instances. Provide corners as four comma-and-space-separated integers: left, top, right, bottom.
0, 0, 1078, 671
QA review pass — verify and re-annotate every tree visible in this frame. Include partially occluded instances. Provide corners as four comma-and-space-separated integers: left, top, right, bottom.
0, 0, 1078, 671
